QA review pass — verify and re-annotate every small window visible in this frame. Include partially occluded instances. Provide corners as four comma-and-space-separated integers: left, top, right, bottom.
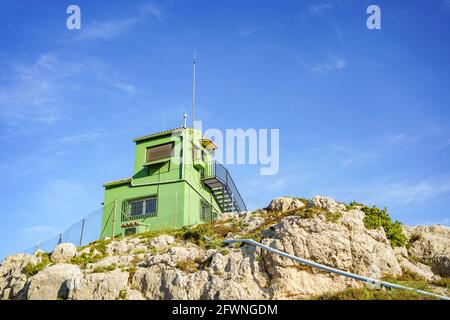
125, 228, 136, 236
200, 201, 213, 222
146, 143, 174, 163
129, 197, 157, 217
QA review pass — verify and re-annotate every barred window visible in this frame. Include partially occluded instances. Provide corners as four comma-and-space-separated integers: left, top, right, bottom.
129, 197, 157, 217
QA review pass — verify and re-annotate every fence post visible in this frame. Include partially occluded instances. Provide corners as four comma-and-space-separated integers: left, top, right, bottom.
79, 218, 86, 246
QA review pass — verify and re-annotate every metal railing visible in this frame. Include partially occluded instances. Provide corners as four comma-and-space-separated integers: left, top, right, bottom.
223, 238, 450, 300
203, 160, 247, 212
22, 204, 110, 255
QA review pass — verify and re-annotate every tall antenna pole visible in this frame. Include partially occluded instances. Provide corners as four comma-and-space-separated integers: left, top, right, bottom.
192, 50, 196, 130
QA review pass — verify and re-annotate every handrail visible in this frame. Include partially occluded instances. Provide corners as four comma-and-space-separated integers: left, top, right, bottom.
203, 161, 247, 212
223, 238, 450, 300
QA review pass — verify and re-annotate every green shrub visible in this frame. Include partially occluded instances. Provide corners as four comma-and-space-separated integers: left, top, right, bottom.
24, 253, 51, 277
432, 278, 450, 289
70, 250, 107, 267
92, 263, 117, 273
314, 286, 436, 300
347, 201, 364, 209
325, 211, 342, 223
118, 289, 128, 300
361, 206, 406, 247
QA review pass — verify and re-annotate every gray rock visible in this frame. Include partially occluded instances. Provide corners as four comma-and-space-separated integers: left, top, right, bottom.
148, 235, 175, 252
266, 197, 306, 212
69, 269, 129, 300
309, 195, 347, 213
51, 243, 77, 263
432, 255, 450, 277
26, 264, 82, 300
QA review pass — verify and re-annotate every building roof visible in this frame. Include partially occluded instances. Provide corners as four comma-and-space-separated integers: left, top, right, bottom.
133, 127, 184, 143
103, 177, 133, 188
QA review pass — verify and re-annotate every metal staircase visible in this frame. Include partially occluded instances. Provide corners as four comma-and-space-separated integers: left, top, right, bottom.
201, 161, 247, 213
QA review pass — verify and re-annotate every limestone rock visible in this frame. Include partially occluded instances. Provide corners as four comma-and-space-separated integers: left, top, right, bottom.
26, 264, 82, 300
261, 212, 401, 284
69, 269, 129, 300
405, 225, 450, 277
2, 195, 449, 300
51, 243, 77, 263
266, 197, 306, 212
148, 235, 175, 252
397, 256, 439, 281
432, 255, 450, 277
309, 195, 346, 213
144, 246, 204, 268
0, 253, 41, 300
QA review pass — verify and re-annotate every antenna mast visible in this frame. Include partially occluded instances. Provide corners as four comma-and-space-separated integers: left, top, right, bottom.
192, 50, 196, 130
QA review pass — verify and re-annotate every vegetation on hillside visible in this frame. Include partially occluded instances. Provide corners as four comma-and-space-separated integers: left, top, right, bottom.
24, 252, 51, 277
360, 206, 407, 247
315, 270, 449, 300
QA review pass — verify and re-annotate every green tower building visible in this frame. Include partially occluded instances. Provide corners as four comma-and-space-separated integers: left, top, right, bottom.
100, 126, 246, 238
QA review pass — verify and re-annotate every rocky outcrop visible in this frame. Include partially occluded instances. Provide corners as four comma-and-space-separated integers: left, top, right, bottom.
0, 253, 41, 300
51, 243, 77, 263
1, 195, 449, 300
26, 264, 82, 300
69, 269, 129, 300
260, 209, 401, 298
308, 195, 347, 213
404, 225, 450, 277
266, 197, 306, 212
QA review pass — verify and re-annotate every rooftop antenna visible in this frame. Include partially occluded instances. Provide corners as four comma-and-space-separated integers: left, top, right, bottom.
192, 50, 196, 130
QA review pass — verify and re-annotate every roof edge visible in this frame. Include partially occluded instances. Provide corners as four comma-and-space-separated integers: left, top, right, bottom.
103, 177, 133, 188
133, 127, 184, 143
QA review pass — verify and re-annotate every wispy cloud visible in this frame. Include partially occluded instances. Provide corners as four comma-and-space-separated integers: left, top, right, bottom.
238, 26, 263, 37
23, 225, 57, 235
0, 54, 78, 125
330, 143, 379, 168
343, 177, 450, 206
299, 55, 347, 75
56, 132, 105, 145
306, 0, 353, 17
0, 53, 139, 131
77, 2, 163, 40
38, 179, 85, 211
309, 1, 336, 16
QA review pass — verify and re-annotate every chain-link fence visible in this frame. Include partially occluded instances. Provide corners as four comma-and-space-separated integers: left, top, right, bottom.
23, 203, 113, 254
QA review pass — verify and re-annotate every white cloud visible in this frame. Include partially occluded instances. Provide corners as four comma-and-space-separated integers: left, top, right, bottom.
23, 225, 57, 234
306, 0, 354, 17
77, 2, 163, 41
311, 56, 346, 74
309, 1, 336, 16
238, 26, 262, 37
297, 55, 347, 75
0, 54, 139, 130
0, 54, 77, 125
344, 178, 450, 206
56, 132, 104, 145
38, 179, 85, 211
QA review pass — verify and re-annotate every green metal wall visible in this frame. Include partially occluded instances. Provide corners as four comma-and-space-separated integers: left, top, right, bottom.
100, 128, 221, 238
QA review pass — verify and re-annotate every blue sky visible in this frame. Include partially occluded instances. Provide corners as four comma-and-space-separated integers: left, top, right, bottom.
1, 0, 450, 258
